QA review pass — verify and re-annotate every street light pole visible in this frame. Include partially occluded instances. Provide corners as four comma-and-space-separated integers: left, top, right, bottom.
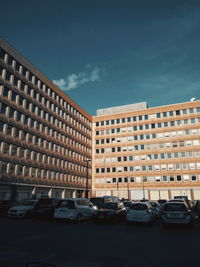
127, 181, 129, 200
142, 177, 145, 200
117, 182, 119, 198
84, 159, 91, 199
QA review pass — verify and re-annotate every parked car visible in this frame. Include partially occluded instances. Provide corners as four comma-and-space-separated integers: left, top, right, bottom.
161, 202, 194, 227
149, 202, 161, 218
90, 196, 119, 209
95, 202, 126, 223
123, 201, 132, 211
34, 198, 60, 219
54, 198, 97, 223
126, 202, 156, 225
158, 199, 168, 206
0, 200, 19, 216
8, 200, 37, 218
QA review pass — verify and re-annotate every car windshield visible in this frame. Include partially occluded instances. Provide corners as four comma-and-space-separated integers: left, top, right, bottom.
90, 198, 104, 208
174, 196, 188, 201
19, 201, 36, 206
58, 200, 75, 208
163, 203, 187, 212
102, 203, 117, 210
130, 203, 147, 210
123, 202, 132, 207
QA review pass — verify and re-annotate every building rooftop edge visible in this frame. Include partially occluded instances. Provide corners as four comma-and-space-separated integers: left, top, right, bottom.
93, 100, 200, 118
0, 36, 92, 120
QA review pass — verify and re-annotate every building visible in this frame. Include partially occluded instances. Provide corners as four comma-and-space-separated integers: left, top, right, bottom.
93, 101, 200, 200
0, 37, 92, 200
1, 37, 200, 201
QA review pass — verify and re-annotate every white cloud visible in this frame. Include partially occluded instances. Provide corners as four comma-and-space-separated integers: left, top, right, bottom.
53, 66, 101, 91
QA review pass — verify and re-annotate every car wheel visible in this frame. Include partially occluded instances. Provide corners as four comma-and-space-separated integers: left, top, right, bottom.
75, 214, 81, 224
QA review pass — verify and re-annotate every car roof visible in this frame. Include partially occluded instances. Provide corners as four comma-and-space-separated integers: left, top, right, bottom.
164, 201, 187, 205
132, 202, 149, 205
60, 198, 89, 201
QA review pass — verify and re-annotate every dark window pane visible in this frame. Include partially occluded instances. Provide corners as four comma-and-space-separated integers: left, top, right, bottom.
9, 107, 15, 118
0, 48, 6, 60
3, 87, 9, 97
5, 71, 12, 81
0, 121, 5, 132
1, 103, 7, 113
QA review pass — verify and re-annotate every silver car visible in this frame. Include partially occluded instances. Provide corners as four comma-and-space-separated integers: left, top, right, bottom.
54, 198, 97, 223
161, 202, 193, 227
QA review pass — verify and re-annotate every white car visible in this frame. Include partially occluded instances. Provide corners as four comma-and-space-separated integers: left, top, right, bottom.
8, 200, 38, 218
54, 198, 97, 223
161, 202, 194, 226
126, 202, 156, 224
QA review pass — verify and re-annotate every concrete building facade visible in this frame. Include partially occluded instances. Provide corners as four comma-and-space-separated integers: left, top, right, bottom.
0, 37, 92, 200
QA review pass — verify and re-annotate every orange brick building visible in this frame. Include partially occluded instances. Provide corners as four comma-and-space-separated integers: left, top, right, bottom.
92, 101, 200, 200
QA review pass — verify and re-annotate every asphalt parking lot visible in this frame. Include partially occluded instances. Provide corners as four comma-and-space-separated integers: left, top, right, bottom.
0, 217, 200, 267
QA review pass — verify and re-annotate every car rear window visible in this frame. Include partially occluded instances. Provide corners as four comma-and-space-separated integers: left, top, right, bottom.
129, 204, 147, 210
163, 203, 187, 212
102, 203, 117, 210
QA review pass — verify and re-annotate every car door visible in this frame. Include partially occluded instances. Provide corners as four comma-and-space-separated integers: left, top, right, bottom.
87, 201, 96, 218
76, 200, 88, 218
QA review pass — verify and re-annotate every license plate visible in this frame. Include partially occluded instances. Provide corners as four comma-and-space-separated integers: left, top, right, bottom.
99, 215, 104, 219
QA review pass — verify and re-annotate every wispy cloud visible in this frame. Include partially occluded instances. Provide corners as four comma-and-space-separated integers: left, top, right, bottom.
53, 66, 101, 91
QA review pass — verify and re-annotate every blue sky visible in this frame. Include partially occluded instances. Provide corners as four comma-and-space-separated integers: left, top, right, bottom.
1, 0, 200, 115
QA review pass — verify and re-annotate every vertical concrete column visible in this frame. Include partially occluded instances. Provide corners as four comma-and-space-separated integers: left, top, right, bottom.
48, 188, 52, 198
32, 187, 36, 199
168, 189, 171, 200
62, 189, 65, 199
72, 190, 77, 198
190, 189, 194, 201
148, 189, 151, 200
